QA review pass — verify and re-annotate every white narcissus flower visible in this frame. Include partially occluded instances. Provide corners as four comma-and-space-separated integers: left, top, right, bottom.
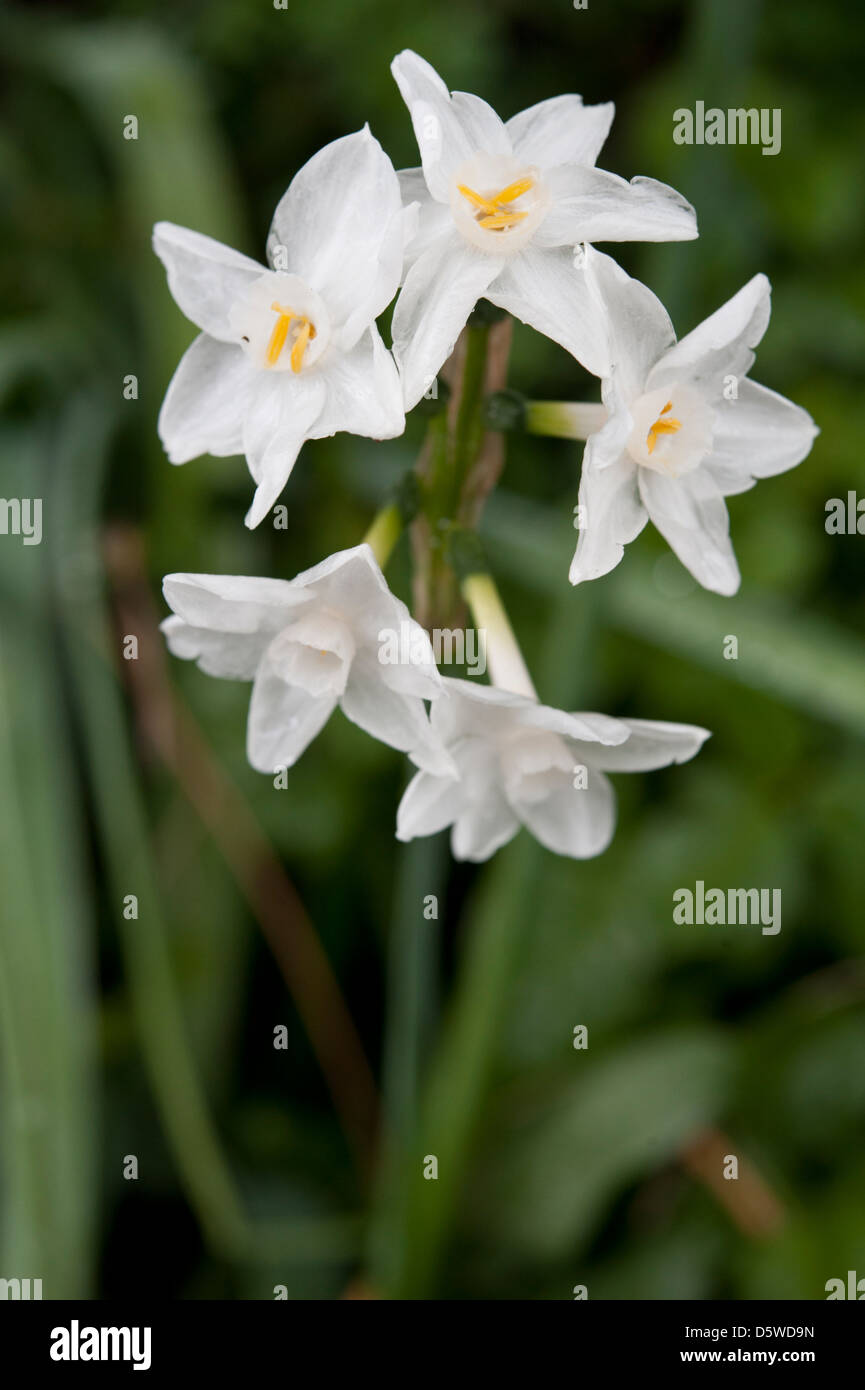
154, 128, 412, 529
390, 49, 698, 409
570, 249, 819, 595
396, 678, 709, 862
161, 544, 454, 776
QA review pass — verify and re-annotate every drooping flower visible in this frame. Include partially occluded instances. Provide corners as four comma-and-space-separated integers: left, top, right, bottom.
161, 544, 454, 776
389, 50, 698, 409
154, 128, 412, 528
396, 678, 709, 862
569, 248, 818, 594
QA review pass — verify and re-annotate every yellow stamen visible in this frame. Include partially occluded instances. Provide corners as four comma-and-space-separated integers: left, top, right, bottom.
492, 177, 534, 204
290, 319, 313, 374
458, 175, 535, 232
266, 303, 292, 367
478, 211, 528, 230
646, 401, 682, 455
457, 183, 499, 215
266, 302, 315, 371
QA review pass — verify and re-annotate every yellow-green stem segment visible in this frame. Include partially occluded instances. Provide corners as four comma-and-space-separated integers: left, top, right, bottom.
461, 571, 537, 700
525, 400, 608, 440
363, 502, 403, 569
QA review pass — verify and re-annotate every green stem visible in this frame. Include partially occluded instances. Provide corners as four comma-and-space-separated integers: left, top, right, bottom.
395, 832, 540, 1297
363, 501, 403, 569
422, 322, 491, 526
374, 310, 531, 1298
525, 400, 608, 440
412, 320, 495, 629
450, 321, 491, 513
462, 571, 537, 699
367, 833, 445, 1295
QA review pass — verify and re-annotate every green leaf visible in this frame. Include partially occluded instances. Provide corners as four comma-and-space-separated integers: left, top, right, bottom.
476, 1027, 735, 1261
0, 425, 97, 1297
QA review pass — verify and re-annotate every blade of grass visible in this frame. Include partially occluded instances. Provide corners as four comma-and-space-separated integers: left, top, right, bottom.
0, 423, 97, 1298
0, 628, 97, 1297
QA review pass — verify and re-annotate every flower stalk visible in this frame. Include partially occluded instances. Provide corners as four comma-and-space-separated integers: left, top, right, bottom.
362, 501, 403, 569
525, 399, 609, 440
411, 312, 513, 631
461, 571, 537, 699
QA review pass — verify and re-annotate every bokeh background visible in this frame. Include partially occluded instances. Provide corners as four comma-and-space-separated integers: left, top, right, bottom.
1, 0, 864, 1300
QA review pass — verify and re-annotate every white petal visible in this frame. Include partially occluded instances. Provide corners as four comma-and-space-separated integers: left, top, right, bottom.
438, 676, 529, 706
391, 51, 511, 202
376, 620, 444, 702
573, 718, 710, 772
451, 791, 520, 862
157, 333, 253, 464
648, 274, 771, 396
162, 572, 306, 632
451, 90, 512, 156
242, 373, 327, 529
266, 610, 355, 698
398, 168, 452, 273
398, 166, 439, 207
536, 168, 698, 248
289, 544, 398, 643
639, 466, 740, 595
340, 652, 452, 773
515, 701, 629, 747
431, 676, 534, 743
506, 95, 615, 170
431, 681, 625, 753
310, 328, 405, 442
310, 553, 447, 706
487, 244, 611, 378
396, 768, 464, 842
511, 766, 616, 859
160, 615, 270, 680
569, 443, 646, 585
266, 128, 404, 342
247, 661, 336, 773
153, 222, 263, 341
392, 233, 503, 409
202, 544, 426, 682
583, 246, 675, 402
704, 378, 818, 492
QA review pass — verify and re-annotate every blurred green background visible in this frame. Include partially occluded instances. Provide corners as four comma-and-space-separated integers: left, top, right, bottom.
1, 0, 864, 1300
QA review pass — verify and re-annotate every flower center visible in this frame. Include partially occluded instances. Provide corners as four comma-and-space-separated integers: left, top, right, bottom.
646, 401, 682, 455
626, 383, 714, 478
502, 731, 573, 806
457, 176, 536, 232
267, 608, 355, 698
265, 303, 317, 373
230, 272, 331, 374
450, 154, 549, 255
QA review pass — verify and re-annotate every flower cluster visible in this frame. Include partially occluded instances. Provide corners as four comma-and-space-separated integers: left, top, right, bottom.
156, 51, 816, 863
